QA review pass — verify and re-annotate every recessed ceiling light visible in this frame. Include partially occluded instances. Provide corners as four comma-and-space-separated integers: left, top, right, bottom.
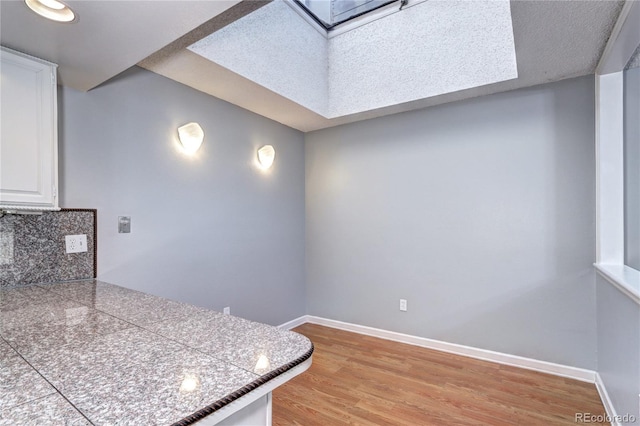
25, 0, 76, 23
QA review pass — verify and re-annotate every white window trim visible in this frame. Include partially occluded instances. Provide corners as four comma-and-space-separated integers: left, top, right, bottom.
595, 0, 640, 305
284, 0, 428, 39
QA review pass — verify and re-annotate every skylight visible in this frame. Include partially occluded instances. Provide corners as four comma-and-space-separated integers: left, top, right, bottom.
187, 0, 518, 119
295, 0, 397, 29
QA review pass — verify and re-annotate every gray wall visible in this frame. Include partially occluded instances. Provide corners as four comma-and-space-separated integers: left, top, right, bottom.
596, 274, 640, 424
59, 67, 306, 326
305, 76, 597, 369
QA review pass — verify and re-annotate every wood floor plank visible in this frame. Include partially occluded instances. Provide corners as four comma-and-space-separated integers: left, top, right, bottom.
273, 324, 607, 425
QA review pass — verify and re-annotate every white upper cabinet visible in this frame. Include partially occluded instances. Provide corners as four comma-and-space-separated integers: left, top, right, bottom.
0, 47, 59, 211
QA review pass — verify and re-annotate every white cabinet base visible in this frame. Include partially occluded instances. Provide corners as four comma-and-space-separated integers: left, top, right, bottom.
216, 394, 271, 426
193, 357, 312, 426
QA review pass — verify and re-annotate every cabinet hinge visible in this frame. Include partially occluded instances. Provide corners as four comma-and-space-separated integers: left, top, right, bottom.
53, 185, 57, 198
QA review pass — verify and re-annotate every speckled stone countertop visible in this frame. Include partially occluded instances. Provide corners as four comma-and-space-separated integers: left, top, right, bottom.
0, 280, 313, 425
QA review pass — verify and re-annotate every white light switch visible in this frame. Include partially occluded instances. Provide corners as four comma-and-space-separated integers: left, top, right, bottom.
65, 234, 87, 254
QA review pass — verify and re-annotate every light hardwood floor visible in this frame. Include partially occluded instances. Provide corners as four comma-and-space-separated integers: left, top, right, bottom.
272, 324, 607, 425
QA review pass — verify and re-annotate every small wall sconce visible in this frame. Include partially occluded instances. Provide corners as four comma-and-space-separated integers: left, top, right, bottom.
257, 145, 275, 169
177, 122, 204, 154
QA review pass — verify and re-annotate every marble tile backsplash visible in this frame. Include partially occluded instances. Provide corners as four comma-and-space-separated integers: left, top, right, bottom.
0, 210, 96, 288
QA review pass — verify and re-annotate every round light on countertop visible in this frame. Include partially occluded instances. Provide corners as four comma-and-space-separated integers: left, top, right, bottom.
25, 0, 76, 23
179, 374, 200, 393
254, 354, 271, 374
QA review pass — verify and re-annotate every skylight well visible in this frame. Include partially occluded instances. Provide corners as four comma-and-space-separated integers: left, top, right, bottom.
187, 0, 518, 120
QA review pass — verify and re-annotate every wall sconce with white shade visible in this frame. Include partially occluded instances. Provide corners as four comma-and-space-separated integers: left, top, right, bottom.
257, 145, 275, 169
177, 122, 204, 154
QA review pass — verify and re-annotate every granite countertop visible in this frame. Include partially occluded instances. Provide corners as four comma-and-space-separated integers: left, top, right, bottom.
0, 280, 313, 425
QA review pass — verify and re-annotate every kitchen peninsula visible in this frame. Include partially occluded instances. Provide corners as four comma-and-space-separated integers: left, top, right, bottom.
0, 280, 313, 425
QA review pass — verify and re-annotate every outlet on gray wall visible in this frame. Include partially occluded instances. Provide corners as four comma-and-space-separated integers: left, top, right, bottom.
305, 75, 597, 370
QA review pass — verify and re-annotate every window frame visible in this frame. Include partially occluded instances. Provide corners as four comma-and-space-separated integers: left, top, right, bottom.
285, 0, 428, 38
595, 0, 640, 305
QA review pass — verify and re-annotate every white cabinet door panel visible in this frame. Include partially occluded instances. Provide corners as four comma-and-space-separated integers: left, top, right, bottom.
0, 47, 58, 210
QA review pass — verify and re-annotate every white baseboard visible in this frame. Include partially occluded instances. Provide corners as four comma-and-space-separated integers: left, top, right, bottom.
277, 315, 308, 330
595, 373, 620, 426
281, 314, 596, 384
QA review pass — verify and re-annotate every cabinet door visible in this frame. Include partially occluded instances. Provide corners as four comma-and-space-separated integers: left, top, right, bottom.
0, 47, 58, 209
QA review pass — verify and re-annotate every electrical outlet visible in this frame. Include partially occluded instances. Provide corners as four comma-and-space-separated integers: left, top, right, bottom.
223, 307, 230, 315
65, 235, 87, 254
399, 299, 407, 312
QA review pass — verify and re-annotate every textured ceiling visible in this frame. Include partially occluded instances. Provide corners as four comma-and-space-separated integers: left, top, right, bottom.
190, 1, 329, 116
187, 0, 517, 118
140, 0, 624, 132
627, 44, 640, 69
0, 0, 625, 132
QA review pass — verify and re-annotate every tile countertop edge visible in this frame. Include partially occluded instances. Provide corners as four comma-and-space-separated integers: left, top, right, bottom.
173, 345, 314, 426
172, 343, 314, 426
